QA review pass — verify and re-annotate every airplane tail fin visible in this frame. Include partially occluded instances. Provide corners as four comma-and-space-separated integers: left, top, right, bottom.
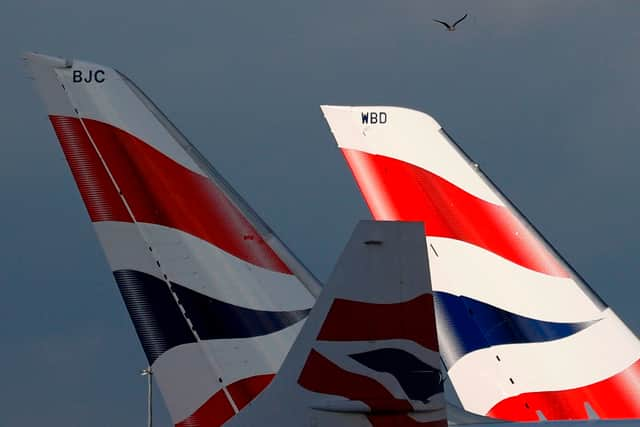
321, 105, 640, 421
229, 220, 448, 427
23, 52, 321, 426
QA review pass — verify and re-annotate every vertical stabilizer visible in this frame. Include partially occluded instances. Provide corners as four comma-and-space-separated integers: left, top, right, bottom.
322, 105, 640, 421
229, 220, 448, 427
23, 52, 321, 426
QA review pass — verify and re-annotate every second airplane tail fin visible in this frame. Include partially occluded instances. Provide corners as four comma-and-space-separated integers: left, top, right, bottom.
322, 105, 640, 421
24, 52, 320, 427
229, 220, 447, 427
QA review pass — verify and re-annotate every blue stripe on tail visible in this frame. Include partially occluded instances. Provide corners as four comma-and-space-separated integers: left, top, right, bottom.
434, 291, 600, 366
114, 269, 310, 364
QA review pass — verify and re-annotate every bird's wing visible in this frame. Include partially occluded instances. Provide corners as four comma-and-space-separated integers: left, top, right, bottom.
452, 13, 468, 27
432, 19, 452, 29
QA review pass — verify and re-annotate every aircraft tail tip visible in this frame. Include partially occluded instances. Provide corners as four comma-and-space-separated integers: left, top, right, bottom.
22, 51, 71, 69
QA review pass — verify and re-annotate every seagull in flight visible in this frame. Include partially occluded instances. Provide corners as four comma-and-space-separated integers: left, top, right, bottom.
433, 13, 468, 31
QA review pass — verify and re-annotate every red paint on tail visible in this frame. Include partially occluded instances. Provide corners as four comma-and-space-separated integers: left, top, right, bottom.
488, 358, 640, 421
49, 116, 131, 223
49, 115, 291, 274
227, 373, 275, 410
341, 148, 569, 278
317, 294, 439, 351
298, 349, 412, 412
176, 388, 235, 427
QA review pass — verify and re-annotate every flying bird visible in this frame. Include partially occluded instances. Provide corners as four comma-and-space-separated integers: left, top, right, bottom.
433, 13, 468, 31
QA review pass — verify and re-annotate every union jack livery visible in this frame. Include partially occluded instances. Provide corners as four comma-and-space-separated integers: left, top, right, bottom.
226, 220, 448, 426
321, 105, 640, 421
24, 52, 321, 427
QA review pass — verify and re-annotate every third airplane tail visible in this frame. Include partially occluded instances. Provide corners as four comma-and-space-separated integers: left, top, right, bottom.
227, 220, 448, 427
321, 105, 640, 421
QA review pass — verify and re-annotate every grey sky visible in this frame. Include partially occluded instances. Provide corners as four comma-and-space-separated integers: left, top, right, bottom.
2, 1, 640, 425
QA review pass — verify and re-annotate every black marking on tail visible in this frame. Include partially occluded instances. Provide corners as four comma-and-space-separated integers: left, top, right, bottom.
114, 270, 196, 364
114, 270, 311, 363
350, 348, 444, 403
172, 283, 310, 340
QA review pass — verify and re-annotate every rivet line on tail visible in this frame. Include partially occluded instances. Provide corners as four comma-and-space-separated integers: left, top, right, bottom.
59, 83, 240, 415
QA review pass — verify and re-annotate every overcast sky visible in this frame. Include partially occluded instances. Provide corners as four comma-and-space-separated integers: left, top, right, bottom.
2, 1, 640, 425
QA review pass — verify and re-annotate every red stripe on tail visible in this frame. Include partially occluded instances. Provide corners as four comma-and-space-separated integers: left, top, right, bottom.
317, 294, 439, 351
49, 116, 131, 222
341, 148, 569, 278
227, 373, 275, 411
176, 374, 274, 427
176, 388, 235, 427
488, 358, 640, 421
298, 349, 413, 412
49, 115, 291, 274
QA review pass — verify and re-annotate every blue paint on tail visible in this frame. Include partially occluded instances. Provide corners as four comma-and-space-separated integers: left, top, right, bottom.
434, 291, 599, 366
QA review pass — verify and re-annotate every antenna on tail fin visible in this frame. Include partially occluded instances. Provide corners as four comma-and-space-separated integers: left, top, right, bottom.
227, 220, 449, 427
